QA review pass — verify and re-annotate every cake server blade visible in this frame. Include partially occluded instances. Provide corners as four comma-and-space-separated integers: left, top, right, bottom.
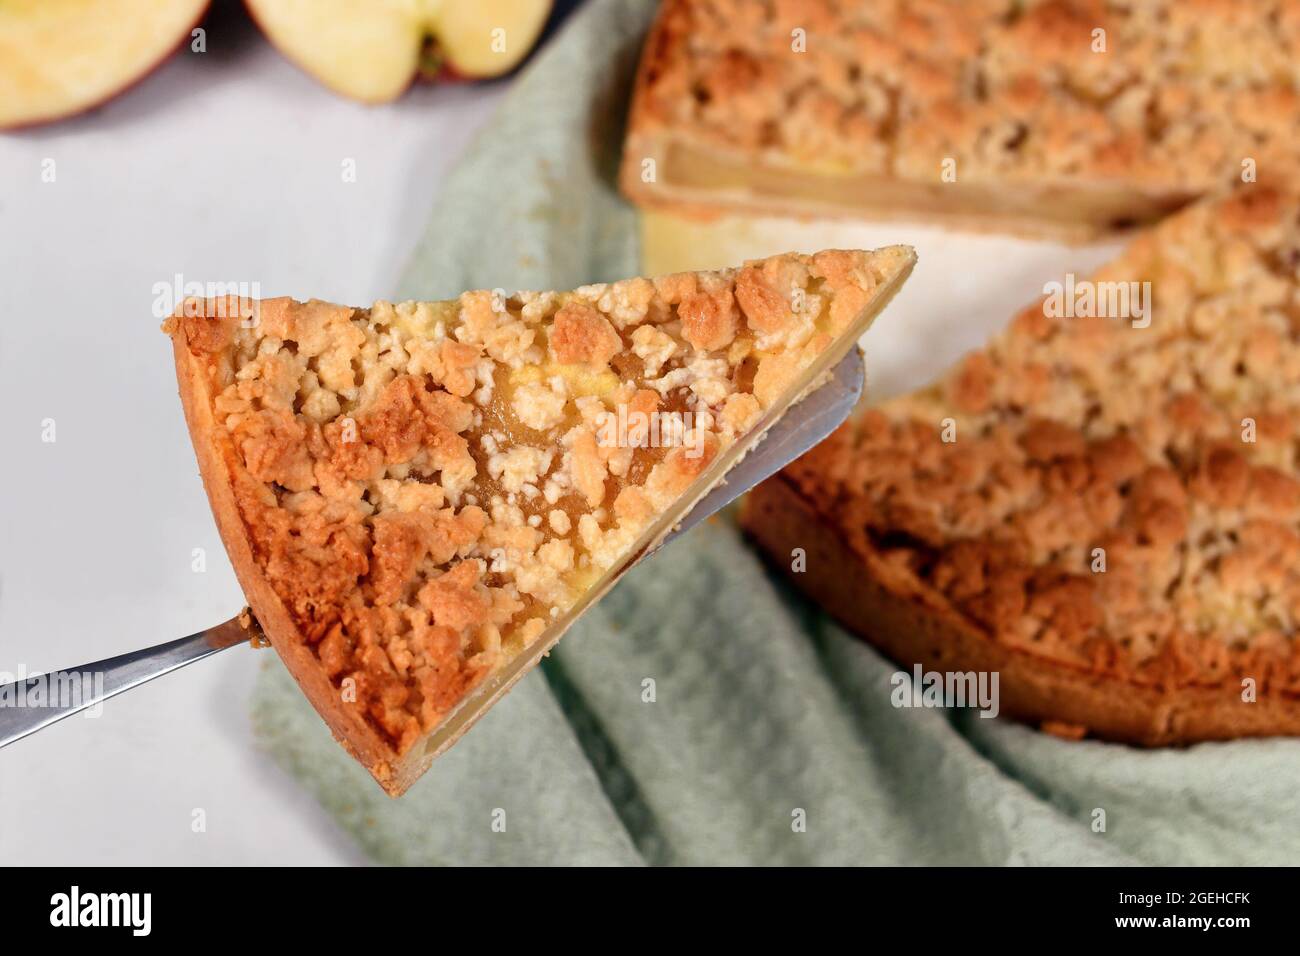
658, 345, 863, 549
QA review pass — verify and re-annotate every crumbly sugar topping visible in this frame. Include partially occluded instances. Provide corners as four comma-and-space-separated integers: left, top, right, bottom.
786, 188, 1300, 691
168, 249, 908, 752
636, 0, 1300, 190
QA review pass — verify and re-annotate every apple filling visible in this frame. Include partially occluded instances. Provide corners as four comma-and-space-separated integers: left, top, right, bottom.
654, 140, 1194, 237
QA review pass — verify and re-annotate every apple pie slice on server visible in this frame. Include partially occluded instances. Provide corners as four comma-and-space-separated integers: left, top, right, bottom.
164, 248, 914, 794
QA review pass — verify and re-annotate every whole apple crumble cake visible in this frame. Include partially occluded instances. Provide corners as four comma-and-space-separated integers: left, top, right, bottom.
165, 247, 915, 793
744, 187, 1300, 743
622, 0, 1300, 238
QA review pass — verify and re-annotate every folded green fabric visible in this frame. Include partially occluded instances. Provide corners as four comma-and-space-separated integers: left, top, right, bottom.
251, 0, 1300, 865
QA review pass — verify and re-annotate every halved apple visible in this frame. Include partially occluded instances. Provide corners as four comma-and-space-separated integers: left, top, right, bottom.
0, 0, 211, 130
245, 0, 553, 104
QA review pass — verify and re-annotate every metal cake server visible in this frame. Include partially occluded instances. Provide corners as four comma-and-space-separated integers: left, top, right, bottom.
0, 348, 864, 750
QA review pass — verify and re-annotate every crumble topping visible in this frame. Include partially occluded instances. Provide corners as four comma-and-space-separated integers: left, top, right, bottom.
634, 0, 1300, 191
167, 248, 911, 753
784, 188, 1300, 692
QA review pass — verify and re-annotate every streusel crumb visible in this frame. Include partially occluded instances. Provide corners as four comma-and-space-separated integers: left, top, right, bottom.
784, 187, 1300, 693
632, 0, 1300, 196
166, 248, 913, 752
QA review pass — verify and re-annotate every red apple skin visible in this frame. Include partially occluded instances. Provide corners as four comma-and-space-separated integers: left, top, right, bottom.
0, 2, 212, 132
420, 64, 470, 85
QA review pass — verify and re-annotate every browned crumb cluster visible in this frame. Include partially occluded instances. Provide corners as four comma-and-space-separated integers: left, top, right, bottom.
167, 248, 912, 752
782, 187, 1300, 693
632, 0, 1300, 190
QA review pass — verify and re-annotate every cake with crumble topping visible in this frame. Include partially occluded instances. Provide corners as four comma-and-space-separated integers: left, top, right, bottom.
622, 0, 1300, 238
744, 187, 1300, 743
165, 247, 915, 794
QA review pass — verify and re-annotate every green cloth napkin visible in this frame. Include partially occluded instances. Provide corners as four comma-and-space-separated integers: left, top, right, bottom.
250, 0, 1300, 865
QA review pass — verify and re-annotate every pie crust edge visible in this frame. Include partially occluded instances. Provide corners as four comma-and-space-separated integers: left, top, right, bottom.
743, 475, 1300, 745
170, 333, 407, 790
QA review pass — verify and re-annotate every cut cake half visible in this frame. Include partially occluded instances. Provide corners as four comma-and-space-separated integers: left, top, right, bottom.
744, 187, 1300, 744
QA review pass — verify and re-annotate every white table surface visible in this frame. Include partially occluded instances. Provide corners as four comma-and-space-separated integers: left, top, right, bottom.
0, 8, 506, 866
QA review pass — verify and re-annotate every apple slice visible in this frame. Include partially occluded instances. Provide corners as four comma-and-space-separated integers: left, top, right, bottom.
0, 0, 210, 130
425, 0, 553, 79
245, 0, 553, 104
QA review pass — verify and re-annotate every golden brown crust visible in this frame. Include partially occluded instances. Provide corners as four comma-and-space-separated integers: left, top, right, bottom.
742, 186, 1300, 743
165, 249, 916, 793
622, 0, 1300, 237
743, 476, 1300, 744
169, 324, 401, 787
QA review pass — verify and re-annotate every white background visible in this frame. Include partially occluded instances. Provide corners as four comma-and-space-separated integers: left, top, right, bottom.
0, 2, 1123, 865
0, 4, 507, 865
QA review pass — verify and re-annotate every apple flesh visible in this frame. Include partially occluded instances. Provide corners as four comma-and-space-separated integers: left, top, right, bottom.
245, 0, 553, 103
0, 0, 211, 129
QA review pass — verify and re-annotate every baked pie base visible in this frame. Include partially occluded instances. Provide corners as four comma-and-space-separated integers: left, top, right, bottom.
745, 474, 1300, 744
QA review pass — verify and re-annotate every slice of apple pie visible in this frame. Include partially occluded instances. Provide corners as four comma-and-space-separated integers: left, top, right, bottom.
621, 0, 1300, 239
164, 248, 914, 794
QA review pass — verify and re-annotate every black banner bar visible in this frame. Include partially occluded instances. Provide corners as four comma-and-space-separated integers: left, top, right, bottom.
5, 867, 1281, 941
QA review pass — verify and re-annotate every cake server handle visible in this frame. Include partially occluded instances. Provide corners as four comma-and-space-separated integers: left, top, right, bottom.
0, 613, 258, 749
